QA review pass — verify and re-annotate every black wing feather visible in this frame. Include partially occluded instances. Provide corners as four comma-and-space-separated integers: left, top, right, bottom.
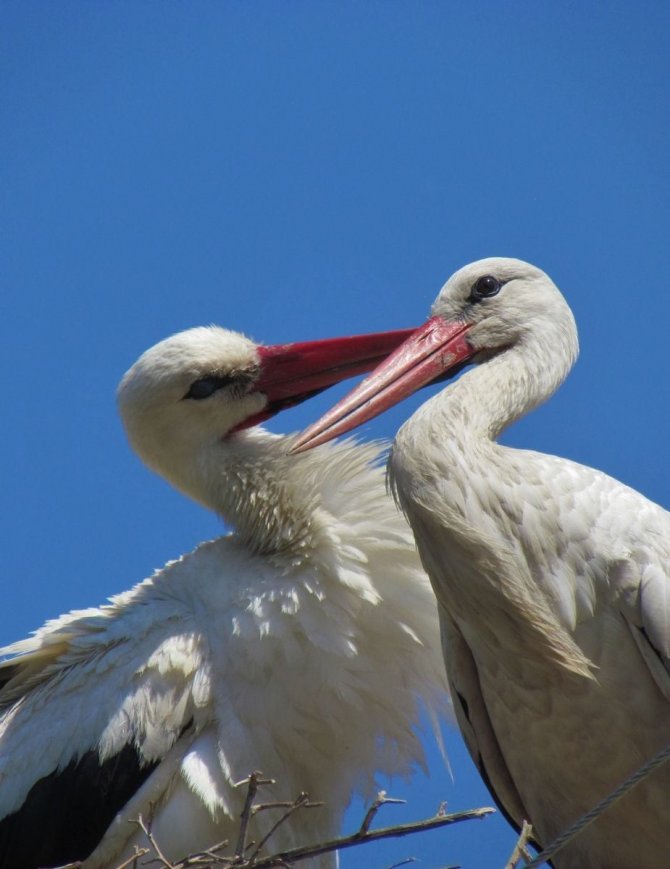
0, 744, 158, 869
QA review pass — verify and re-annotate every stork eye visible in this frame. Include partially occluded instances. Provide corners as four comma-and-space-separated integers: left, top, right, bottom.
184, 375, 237, 400
469, 275, 501, 302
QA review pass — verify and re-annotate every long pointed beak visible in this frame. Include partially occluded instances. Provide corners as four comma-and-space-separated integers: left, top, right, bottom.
235, 327, 416, 430
290, 316, 474, 451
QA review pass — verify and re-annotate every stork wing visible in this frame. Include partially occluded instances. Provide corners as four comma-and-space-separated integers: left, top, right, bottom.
616, 551, 670, 703
438, 606, 530, 834
0, 577, 202, 868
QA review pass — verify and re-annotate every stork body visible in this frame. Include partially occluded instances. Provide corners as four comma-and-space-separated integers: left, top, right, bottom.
295, 258, 670, 868
0, 327, 448, 869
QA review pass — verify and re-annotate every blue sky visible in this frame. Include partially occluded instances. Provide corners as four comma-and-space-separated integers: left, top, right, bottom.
1, 3, 669, 867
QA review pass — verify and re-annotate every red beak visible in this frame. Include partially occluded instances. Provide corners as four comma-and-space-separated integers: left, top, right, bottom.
234, 327, 417, 431
290, 316, 475, 451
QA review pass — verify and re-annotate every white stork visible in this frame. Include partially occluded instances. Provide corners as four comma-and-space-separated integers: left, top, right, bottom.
0, 326, 449, 869
293, 257, 670, 868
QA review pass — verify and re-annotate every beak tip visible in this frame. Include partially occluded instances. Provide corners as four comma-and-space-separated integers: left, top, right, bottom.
290, 425, 333, 453
287, 434, 311, 454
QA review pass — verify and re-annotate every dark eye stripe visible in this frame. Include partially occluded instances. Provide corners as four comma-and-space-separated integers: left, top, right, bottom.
183, 375, 237, 400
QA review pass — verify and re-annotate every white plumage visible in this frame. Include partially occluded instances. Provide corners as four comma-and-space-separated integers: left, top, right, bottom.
0, 326, 449, 869
294, 258, 670, 868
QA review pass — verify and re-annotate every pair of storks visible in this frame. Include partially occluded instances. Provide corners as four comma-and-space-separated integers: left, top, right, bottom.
1, 258, 668, 868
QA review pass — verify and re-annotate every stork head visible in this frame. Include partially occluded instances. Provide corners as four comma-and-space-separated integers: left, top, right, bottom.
291, 257, 579, 451
117, 324, 413, 501
430, 257, 576, 355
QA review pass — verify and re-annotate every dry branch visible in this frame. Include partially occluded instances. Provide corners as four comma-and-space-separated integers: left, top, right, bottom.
109, 773, 494, 869
251, 804, 493, 867
503, 820, 534, 869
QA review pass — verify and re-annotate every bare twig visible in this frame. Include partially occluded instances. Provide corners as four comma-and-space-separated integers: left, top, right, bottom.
115, 784, 494, 869
504, 820, 534, 869
252, 798, 324, 815
358, 790, 406, 835
115, 848, 151, 869
137, 813, 176, 868
248, 804, 495, 867
184, 840, 229, 862
148, 840, 230, 867
247, 792, 314, 862
234, 771, 274, 858
144, 848, 231, 867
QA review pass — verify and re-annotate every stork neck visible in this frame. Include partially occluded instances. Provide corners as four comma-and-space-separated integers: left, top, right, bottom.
390, 330, 591, 678
184, 430, 317, 556
429, 332, 575, 443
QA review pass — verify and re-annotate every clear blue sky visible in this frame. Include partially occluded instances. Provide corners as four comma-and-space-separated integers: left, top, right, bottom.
1, 3, 668, 867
